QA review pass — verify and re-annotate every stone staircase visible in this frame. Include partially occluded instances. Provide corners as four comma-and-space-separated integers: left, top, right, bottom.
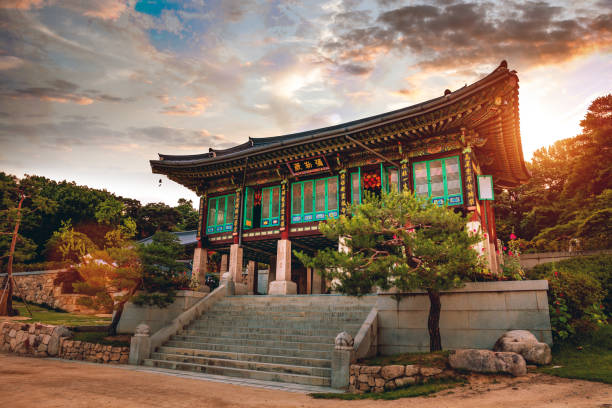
144, 295, 376, 387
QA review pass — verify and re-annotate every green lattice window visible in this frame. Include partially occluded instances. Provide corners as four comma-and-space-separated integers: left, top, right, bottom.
412, 155, 463, 206
381, 164, 399, 194
261, 185, 281, 227
291, 176, 339, 223
206, 193, 235, 234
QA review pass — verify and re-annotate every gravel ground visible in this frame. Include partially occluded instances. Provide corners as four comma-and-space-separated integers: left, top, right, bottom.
1, 354, 610, 408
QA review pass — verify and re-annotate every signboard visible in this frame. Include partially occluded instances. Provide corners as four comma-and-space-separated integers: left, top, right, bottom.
286, 156, 330, 176
339, 170, 347, 214
477, 175, 494, 201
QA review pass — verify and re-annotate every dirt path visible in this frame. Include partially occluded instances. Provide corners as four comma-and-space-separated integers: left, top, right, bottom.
1, 354, 610, 408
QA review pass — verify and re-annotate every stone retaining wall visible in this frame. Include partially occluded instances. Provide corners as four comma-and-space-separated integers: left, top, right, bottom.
0, 322, 129, 364
61, 340, 129, 364
0, 321, 70, 357
3, 270, 99, 313
376, 280, 552, 355
349, 364, 454, 393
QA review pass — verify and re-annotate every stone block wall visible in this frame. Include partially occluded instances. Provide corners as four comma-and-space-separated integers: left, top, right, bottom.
349, 364, 454, 393
376, 280, 552, 355
4, 270, 99, 313
0, 321, 70, 357
0, 322, 129, 364
60, 340, 129, 364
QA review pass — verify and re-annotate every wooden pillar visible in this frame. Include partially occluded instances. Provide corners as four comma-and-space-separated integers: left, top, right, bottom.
307, 267, 312, 294
232, 187, 242, 245
280, 179, 289, 240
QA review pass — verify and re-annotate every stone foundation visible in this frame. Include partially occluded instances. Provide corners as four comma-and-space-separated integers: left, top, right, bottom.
0, 322, 129, 364
349, 363, 453, 393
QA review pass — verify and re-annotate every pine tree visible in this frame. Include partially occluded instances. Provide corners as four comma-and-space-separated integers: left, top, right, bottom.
295, 192, 481, 351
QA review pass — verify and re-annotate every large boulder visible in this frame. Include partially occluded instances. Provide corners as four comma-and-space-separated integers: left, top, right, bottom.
449, 349, 527, 377
493, 330, 552, 365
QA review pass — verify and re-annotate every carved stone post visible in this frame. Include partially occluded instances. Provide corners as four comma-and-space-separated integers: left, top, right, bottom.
332, 331, 354, 389
129, 323, 151, 365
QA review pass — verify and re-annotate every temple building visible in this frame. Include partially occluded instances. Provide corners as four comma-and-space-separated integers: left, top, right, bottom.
150, 61, 529, 295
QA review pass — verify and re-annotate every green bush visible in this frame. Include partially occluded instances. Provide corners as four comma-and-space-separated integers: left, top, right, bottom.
529, 257, 609, 342
529, 254, 612, 314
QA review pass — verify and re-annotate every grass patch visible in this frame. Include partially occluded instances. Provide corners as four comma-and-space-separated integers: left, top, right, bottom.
311, 378, 464, 400
538, 325, 612, 384
72, 331, 130, 347
359, 350, 450, 369
7, 300, 111, 327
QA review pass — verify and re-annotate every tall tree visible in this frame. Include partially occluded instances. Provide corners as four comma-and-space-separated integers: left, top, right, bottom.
295, 192, 480, 351
175, 198, 199, 231
494, 94, 612, 250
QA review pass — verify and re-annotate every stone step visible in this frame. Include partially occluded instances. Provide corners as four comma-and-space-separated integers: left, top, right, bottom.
212, 302, 374, 309
219, 294, 375, 301
164, 340, 333, 360
179, 329, 334, 344
156, 346, 332, 368
171, 334, 332, 350
145, 296, 375, 387
182, 326, 353, 338
199, 312, 368, 319
196, 315, 367, 323
143, 359, 331, 387
189, 320, 363, 331
150, 352, 331, 377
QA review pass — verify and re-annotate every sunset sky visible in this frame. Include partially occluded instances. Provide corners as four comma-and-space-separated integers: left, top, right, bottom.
1, 0, 610, 206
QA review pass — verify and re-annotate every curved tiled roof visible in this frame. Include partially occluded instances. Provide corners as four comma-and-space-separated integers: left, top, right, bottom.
152, 61, 529, 188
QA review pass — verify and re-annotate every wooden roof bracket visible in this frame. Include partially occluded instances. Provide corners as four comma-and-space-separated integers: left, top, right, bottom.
344, 134, 400, 168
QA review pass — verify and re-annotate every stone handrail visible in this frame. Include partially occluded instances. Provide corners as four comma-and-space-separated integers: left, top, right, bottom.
331, 306, 378, 389
353, 307, 378, 361
129, 284, 227, 365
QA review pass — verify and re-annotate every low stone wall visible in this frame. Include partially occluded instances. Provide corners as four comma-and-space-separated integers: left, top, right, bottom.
376, 280, 552, 355
519, 249, 611, 269
0, 322, 129, 364
0, 321, 70, 357
60, 340, 129, 364
349, 364, 453, 393
3, 270, 98, 313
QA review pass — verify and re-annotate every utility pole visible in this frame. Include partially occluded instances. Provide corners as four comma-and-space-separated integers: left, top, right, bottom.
0, 191, 25, 316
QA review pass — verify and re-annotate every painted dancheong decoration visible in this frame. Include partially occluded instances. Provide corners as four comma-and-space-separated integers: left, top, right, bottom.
150, 61, 529, 294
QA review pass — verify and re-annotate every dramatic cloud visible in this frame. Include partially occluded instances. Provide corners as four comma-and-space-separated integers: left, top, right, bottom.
321, 1, 612, 71
0, 0, 609, 205
1, 80, 130, 105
